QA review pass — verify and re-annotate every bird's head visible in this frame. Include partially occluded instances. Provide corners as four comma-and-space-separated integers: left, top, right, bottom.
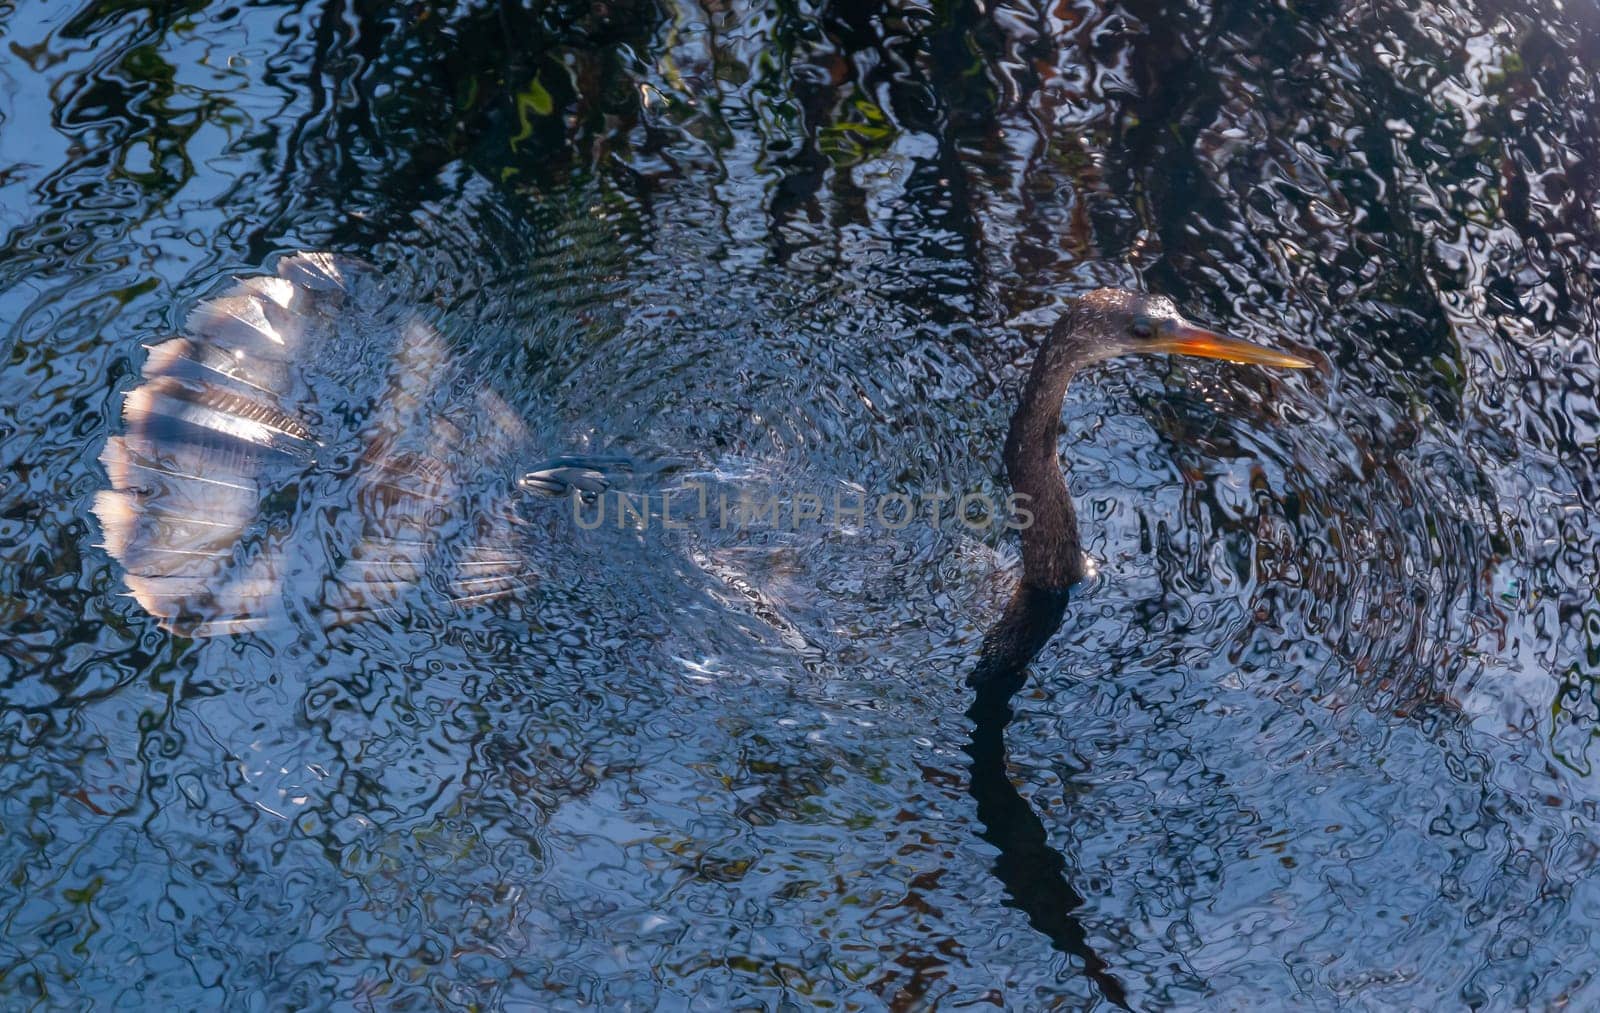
1061, 288, 1313, 369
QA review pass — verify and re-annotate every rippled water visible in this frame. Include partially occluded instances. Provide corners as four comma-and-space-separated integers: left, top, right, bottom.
2, 0, 1598, 1008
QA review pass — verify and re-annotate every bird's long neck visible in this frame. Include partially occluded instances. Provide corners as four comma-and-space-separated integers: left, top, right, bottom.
1004, 325, 1093, 591
966, 323, 1096, 690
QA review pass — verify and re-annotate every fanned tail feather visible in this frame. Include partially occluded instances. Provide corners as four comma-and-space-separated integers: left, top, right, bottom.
94, 252, 539, 636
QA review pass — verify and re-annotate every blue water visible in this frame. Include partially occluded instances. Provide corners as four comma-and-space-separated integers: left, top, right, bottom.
2, 0, 1598, 1008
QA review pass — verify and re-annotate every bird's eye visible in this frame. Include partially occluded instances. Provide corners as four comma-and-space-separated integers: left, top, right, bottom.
1130, 317, 1155, 339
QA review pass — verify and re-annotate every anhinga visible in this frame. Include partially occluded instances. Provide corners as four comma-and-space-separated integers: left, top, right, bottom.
93, 260, 1309, 1010
963, 287, 1310, 1009
972, 287, 1311, 690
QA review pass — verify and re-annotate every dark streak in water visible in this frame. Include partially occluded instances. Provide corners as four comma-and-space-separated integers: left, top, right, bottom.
965, 585, 1131, 1008
966, 681, 1132, 1008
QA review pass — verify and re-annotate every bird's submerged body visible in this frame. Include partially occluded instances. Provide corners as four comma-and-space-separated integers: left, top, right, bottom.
95, 259, 1308, 663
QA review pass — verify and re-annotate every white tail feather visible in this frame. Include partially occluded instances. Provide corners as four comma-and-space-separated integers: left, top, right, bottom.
94, 252, 538, 636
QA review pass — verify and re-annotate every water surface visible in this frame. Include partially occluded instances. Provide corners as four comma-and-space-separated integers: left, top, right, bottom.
2, 0, 1598, 1008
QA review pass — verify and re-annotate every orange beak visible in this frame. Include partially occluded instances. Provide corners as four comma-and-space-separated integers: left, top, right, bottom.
1152, 322, 1313, 369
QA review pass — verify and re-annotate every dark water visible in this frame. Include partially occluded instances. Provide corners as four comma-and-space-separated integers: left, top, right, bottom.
3, 0, 1599, 1007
